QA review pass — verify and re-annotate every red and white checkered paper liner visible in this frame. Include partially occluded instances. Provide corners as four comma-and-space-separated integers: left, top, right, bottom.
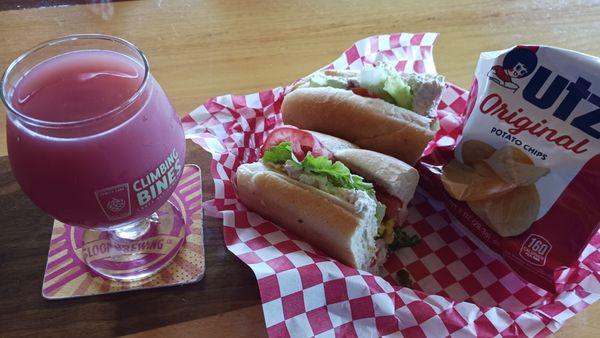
183, 33, 600, 337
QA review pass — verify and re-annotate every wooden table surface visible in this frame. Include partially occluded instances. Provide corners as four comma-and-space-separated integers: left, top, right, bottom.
0, 0, 599, 337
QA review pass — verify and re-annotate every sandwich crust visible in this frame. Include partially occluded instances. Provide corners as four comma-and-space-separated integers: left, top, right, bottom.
236, 162, 375, 269
282, 87, 436, 165
334, 148, 418, 225
310, 131, 359, 153
334, 148, 419, 206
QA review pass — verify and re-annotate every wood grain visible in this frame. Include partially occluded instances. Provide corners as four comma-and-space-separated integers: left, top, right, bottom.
0, 0, 136, 11
124, 305, 267, 338
0, 141, 262, 337
0, 0, 599, 337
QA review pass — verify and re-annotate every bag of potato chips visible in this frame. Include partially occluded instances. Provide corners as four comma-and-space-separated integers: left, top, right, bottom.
420, 45, 600, 291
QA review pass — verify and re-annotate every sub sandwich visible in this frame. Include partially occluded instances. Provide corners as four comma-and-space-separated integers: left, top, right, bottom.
235, 127, 419, 273
282, 63, 445, 165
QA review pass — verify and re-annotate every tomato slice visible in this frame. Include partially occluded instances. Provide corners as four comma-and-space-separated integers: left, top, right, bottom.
376, 189, 404, 220
261, 126, 333, 161
351, 87, 379, 99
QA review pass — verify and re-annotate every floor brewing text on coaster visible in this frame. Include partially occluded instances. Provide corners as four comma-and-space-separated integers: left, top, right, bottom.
42, 165, 204, 299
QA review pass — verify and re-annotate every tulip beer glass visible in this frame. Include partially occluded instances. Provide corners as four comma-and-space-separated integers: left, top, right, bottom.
1, 35, 187, 280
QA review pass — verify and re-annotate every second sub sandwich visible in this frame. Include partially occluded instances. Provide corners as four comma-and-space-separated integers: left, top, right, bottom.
282, 62, 445, 165
236, 127, 419, 273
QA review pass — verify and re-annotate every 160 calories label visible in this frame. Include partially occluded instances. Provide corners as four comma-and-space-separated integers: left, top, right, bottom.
519, 234, 552, 266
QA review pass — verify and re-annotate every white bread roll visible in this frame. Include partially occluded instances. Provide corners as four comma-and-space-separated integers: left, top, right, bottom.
334, 148, 418, 225
235, 148, 420, 272
334, 149, 418, 206
236, 162, 379, 272
282, 87, 437, 165
309, 131, 359, 153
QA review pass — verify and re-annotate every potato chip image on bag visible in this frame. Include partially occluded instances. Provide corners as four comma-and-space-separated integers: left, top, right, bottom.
471, 160, 498, 177
484, 146, 550, 186
461, 139, 496, 166
468, 184, 540, 237
441, 159, 516, 201
444, 142, 549, 236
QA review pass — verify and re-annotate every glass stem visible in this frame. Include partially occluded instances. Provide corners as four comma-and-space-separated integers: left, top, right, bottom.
110, 213, 159, 240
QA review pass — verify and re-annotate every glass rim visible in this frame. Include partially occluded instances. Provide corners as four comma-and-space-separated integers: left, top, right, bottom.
0, 34, 150, 128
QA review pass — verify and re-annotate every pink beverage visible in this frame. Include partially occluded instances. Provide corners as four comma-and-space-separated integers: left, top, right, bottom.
6, 49, 185, 229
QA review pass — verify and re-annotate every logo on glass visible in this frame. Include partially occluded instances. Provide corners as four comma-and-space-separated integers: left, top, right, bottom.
106, 197, 126, 212
95, 183, 132, 221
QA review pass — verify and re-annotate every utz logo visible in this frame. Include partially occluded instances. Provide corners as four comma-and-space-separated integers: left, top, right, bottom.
487, 46, 539, 92
479, 45, 599, 153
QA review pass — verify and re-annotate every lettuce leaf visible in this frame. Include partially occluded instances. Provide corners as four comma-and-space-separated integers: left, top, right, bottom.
383, 73, 413, 110
358, 66, 395, 104
262, 141, 294, 164
307, 64, 414, 110
357, 64, 413, 110
396, 269, 413, 288
375, 202, 386, 225
301, 153, 374, 195
262, 142, 374, 195
387, 228, 420, 251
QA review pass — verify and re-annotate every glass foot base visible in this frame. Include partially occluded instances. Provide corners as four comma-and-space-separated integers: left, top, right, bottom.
81, 201, 185, 281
